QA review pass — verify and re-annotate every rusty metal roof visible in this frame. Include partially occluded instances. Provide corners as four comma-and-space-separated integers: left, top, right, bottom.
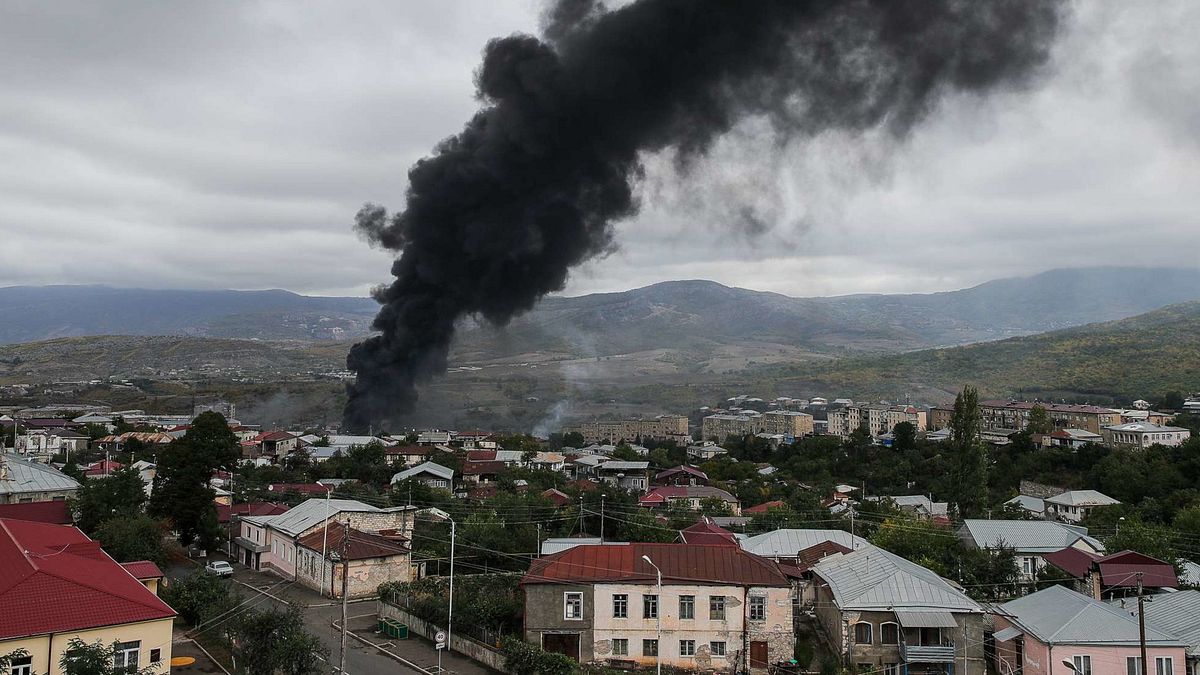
523, 543, 789, 587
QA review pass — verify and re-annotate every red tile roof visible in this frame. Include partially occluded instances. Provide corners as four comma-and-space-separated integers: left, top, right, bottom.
83, 459, 125, 476
216, 502, 290, 524
744, 500, 787, 515
0, 501, 72, 525
0, 519, 175, 639
679, 519, 738, 546
542, 488, 571, 508
296, 522, 409, 561
256, 431, 297, 442
120, 560, 164, 580
524, 543, 789, 587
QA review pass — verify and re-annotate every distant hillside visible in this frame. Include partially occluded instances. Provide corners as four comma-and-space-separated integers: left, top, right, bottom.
763, 300, 1200, 402
0, 286, 377, 344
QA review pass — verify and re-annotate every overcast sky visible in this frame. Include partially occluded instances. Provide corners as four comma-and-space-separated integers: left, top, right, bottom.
1, 1, 1197, 299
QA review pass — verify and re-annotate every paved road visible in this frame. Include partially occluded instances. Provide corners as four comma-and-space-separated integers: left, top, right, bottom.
170, 556, 494, 675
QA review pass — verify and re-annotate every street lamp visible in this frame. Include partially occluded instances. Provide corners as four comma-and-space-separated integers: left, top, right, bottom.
641, 555, 662, 675
1062, 659, 1082, 674
426, 507, 457, 671
1117, 516, 1126, 536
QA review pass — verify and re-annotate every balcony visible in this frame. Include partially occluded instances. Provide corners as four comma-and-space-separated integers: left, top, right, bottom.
901, 641, 956, 664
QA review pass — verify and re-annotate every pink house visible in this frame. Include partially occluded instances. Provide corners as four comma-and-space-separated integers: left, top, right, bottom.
993, 585, 1186, 675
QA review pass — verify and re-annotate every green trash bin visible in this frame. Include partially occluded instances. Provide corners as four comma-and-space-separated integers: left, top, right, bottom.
383, 619, 400, 638
377, 618, 388, 634
395, 623, 409, 640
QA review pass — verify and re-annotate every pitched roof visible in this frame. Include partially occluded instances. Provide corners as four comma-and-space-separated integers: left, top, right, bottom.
393, 462, 454, 482
744, 500, 786, 515
541, 488, 571, 507
1095, 550, 1178, 589
597, 460, 650, 471
216, 501, 290, 524
524, 543, 789, 587
1044, 490, 1120, 508
256, 431, 297, 442
120, 560, 164, 579
793, 540, 854, 572
655, 465, 708, 481
739, 529, 869, 558
959, 520, 1103, 553
639, 485, 738, 504
242, 498, 377, 537
0, 454, 80, 496
462, 461, 506, 476
1132, 589, 1200, 655
1000, 585, 1183, 646
296, 522, 409, 560
811, 545, 982, 613
1042, 546, 1101, 579
1005, 495, 1045, 514
679, 519, 739, 546
0, 519, 175, 639
0, 500, 72, 524
267, 483, 331, 495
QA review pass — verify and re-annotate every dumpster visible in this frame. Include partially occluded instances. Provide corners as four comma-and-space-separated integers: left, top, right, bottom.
394, 623, 409, 639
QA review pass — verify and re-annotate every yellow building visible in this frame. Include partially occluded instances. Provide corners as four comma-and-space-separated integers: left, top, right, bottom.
0, 519, 176, 675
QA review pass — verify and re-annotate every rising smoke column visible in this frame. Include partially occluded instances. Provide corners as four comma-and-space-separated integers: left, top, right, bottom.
343, 0, 1064, 431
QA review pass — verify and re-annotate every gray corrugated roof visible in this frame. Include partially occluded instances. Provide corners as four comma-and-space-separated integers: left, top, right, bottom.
1001, 585, 1183, 646
960, 519, 1103, 553
242, 498, 377, 537
1005, 495, 1045, 513
1134, 589, 1200, 655
811, 545, 982, 613
1044, 490, 1120, 507
0, 454, 80, 496
393, 462, 454, 482
598, 461, 649, 471
739, 529, 869, 558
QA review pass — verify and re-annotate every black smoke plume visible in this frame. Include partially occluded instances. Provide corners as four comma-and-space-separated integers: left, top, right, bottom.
343, 0, 1064, 431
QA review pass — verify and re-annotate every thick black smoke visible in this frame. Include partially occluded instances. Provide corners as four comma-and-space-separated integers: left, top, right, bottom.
343, 0, 1064, 431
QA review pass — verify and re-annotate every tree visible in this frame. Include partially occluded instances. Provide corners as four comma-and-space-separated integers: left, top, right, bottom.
72, 466, 147, 534
1026, 404, 1054, 435
233, 605, 328, 675
948, 386, 987, 517
60, 638, 156, 675
892, 421, 917, 452
95, 515, 169, 567
162, 570, 236, 625
149, 412, 238, 547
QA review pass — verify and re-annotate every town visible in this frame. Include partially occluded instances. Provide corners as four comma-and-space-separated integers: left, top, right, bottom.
2, 389, 1198, 675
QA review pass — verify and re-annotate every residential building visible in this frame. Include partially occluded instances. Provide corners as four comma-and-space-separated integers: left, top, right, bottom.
827, 404, 926, 439
1126, 589, 1200, 675
686, 442, 729, 461
564, 415, 690, 445
639, 485, 741, 515
521, 543, 795, 670
702, 411, 815, 442
1042, 548, 1179, 600
958, 520, 1104, 581
390, 462, 454, 489
294, 521, 412, 598
866, 495, 949, 523
993, 585, 1186, 675
677, 519, 739, 546
927, 405, 954, 432
810, 545, 987, 675
1102, 422, 1192, 450
0, 518, 177, 675
217, 502, 289, 554
461, 461, 506, 484
15, 427, 89, 458
1005, 495, 1047, 519
979, 401, 1122, 434
1110, 408, 1174, 425
701, 413, 757, 442
743, 500, 787, 516
756, 410, 815, 438
383, 444, 429, 466
1043, 490, 1120, 524
1036, 428, 1103, 448
0, 454, 79, 504
738, 529, 869, 563
595, 461, 651, 492
0, 500, 72, 524
254, 431, 299, 458
416, 430, 452, 445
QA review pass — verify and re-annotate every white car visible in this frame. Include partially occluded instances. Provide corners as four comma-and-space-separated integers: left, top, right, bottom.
205, 560, 234, 577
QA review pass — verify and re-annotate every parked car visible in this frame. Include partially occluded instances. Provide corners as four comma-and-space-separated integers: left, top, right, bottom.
205, 560, 234, 577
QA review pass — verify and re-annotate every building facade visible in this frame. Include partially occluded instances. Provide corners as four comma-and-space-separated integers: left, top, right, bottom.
827, 405, 927, 439
979, 401, 1122, 434
565, 415, 691, 445
1101, 422, 1191, 450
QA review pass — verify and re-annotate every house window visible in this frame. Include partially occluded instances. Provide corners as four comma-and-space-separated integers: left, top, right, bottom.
612, 639, 628, 656
643, 594, 658, 619
643, 639, 658, 657
749, 596, 766, 621
884, 664, 901, 675
880, 622, 899, 645
1022, 557, 1037, 575
1156, 657, 1174, 675
679, 595, 695, 620
612, 594, 628, 618
115, 641, 140, 670
680, 640, 696, 657
150, 649, 162, 664
710, 641, 727, 657
1072, 655, 1092, 675
854, 622, 873, 645
710, 595, 726, 620
564, 592, 583, 620
1128, 657, 1143, 675
10, 656, 32, 675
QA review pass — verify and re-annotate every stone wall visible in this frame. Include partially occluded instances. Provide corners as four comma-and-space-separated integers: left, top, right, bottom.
377, 601, 511, 673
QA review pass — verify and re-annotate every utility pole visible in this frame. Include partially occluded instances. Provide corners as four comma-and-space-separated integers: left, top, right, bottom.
579, 495, 584, 535
338, 519, 351, 675
600, 495, 605, 543
1137, 572, 1148, 675
536, 523, 541, 558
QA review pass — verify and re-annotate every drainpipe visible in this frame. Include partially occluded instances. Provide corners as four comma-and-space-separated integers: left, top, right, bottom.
742, 587, 750, 674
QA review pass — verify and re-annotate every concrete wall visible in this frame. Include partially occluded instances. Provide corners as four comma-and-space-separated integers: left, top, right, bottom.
378, 601, 510, 673
296, 547, 413, 599
523, 583, 595, 662
0, 618, 173, 675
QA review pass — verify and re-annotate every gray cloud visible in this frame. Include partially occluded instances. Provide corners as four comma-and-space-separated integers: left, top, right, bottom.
0, 1, 1196, 299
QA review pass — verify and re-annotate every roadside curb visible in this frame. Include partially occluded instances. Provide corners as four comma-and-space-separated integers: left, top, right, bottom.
333, 619, 433, 675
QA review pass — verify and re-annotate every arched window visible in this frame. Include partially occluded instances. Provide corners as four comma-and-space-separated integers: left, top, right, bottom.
881, 622, 900, 645
854, 622, 873, 645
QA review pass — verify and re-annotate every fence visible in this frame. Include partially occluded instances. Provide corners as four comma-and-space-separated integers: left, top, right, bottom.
378, 597, 512, 673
